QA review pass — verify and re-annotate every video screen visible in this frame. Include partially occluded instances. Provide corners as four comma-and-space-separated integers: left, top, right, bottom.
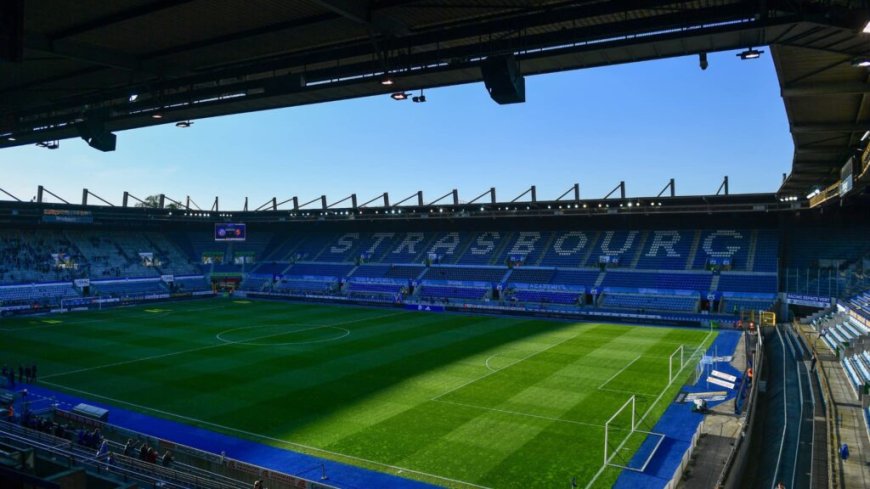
215, 223, 246, 241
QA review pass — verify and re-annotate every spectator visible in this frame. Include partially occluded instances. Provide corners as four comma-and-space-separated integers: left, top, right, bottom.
123, 439, 134, 457
161, 450, 174, 467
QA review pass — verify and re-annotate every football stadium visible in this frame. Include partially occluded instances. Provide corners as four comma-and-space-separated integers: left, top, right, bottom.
1, 2, 870, 489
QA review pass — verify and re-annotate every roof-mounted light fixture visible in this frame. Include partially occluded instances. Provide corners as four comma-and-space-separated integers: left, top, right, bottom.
175, 120, 193, 128
737, 48, 763, 60
390, 92, 409, 101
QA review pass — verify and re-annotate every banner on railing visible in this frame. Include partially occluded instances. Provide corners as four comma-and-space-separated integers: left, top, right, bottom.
784, 293, 831, 308
405, 304, 445, 313
160, 274, 174, 283
74, 278, 90, 288
510, 282, 585, 292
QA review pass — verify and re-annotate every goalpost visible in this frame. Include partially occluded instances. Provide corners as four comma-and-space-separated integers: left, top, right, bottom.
602, 395, 665, 473
599, 342, 708, 479
668, 345, 684, 384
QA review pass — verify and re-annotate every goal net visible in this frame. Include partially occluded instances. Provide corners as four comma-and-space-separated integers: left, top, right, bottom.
603, 395, 664, 473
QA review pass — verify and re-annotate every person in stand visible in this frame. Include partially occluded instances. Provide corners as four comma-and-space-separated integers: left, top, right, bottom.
810, 354, 817, 372
17, 365, 23, 384
123, 439, 134, 457
23, 366, 30, 384
31, 364, 36, 383
161, 450, 174, 467
139, 443, 149, 461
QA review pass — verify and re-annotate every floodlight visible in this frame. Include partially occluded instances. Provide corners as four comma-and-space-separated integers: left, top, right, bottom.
7, 136, 15, 142
128, 94, 139, 102
151, 111, 164, 119
175, 120, 193, 128
852, 58, 870, 68
737, 48, 763, 60
391, 92, 409, 101
380, 75, 394, 86
863, 20, 870, 34
699, 52, 708, 70
862, 130, 870, 141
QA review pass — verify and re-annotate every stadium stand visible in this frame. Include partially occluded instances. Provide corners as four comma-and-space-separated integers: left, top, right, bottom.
0, 282, 79, 306
0, 227, 792, 317
93, 279, 167, 297
600, 293, 698, 313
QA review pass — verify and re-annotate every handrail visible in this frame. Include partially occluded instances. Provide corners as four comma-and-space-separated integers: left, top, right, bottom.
0, 418, 245, 489
793, 320, 838, 489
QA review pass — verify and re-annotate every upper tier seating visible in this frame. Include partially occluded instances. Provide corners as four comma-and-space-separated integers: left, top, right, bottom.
717, 273, 777, 294
601, 271, 712, 291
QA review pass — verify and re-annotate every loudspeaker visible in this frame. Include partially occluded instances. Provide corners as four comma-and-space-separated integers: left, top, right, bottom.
0, 0, 24, 63
481, 55, 525, 105
76, 117, 117, 152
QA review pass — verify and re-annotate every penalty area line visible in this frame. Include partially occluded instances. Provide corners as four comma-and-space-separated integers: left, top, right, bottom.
39, 381, 493, 489
597, 355, 642, 390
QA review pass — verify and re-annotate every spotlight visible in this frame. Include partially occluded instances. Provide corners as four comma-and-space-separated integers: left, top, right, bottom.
391, 92, 409, 101
36, 140, 59, 150
7, 136, 15, 142
380, 75, 394, 86
128, 94, 139, 102
151, 111, 164, 119
864, 20, 870, 34
852, 58, 870, 68
175, 120, 193, 128
862, 130, 870, 141
737, 48, 763, 60
699, 52, 708, 70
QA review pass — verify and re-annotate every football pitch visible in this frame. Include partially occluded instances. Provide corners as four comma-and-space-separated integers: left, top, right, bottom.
0, 300, 714, 488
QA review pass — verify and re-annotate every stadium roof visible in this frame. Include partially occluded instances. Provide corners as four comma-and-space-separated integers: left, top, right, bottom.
1, 1, 868, 195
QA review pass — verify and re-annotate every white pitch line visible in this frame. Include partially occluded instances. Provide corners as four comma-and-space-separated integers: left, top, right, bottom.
484, 353, 500, 372
432, 334, 577, 402
41, 311, 404, 380
597, 387, 656, 398
597, 355, 642, 390
38, 381, 492, 489
0, 301, 237, 332
433, 398, 606, 429
583, 328, 715, 489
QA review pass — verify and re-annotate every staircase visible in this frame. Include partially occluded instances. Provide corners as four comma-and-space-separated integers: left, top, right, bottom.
488, 232, 515, 265
580, 231, 601, 267
685, 230, 702, 270
594, 270, 607, 288
629, 231, 648, 268
710, 274, 721, 291
746, 229, 759, 271
533, 232, 558, 266
450, 233, 477, 264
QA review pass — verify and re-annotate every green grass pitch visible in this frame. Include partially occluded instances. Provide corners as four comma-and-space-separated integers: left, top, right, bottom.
0, 299, 715, 488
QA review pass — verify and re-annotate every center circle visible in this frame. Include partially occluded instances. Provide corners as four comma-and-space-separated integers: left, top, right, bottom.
215, 324, 350, 346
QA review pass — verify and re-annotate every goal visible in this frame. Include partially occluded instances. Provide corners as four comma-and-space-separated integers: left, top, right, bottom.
603, 395, 665, 473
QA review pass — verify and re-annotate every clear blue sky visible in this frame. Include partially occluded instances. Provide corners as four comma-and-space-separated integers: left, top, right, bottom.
0, 49, 792, 210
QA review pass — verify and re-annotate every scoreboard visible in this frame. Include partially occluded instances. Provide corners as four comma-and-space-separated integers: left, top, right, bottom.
214, 223, 246, 241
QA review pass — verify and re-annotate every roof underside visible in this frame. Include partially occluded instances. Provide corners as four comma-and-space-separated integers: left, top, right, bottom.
1, 0, 868, 195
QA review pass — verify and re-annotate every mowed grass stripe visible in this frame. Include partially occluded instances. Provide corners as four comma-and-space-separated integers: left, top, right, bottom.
1, 300, 715, 489
34, 302, 401, 379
